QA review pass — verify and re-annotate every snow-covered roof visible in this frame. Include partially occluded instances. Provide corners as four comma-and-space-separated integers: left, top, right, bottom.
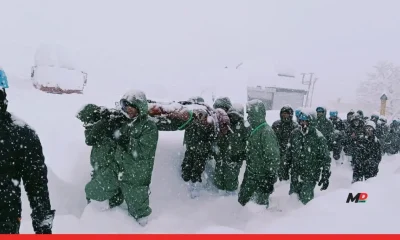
242, 59, 307, 91
247, 75, 308, 91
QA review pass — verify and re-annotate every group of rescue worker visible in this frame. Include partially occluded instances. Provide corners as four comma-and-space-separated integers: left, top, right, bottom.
77, 90, 392, 226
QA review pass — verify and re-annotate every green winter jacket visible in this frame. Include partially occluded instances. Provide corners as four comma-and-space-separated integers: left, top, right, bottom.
77, 104, 120, 179
85, 120, 119, 177
314, 108, 334, 147
272, 119, 299, 156
182, 110, 216, 155
114, 92, 159, 186
246, 100, 280, 177
284, 126, 331, 183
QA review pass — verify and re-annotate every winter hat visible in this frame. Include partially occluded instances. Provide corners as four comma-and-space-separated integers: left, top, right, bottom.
329, 110, 338, 118
379, 116, 387, 123
365, 120, 376, 130
350, 113, 365, 127
371, 113, 379, 121
295, 109, 302, 118
280, 105, 294, 115
213, 97, 232, 112
228, 103, 244, 117
298, 112, 311, 121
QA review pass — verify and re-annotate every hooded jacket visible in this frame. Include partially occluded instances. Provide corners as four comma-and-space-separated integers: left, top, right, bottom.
245, 100, 280, 176
0, 89, 54, 234
114, 90, 159, 186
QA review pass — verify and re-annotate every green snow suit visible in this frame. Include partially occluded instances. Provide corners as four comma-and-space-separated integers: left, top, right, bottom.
238, 100, 280, 207
77, 104, 126, 208
213, 105, 249, 192
181, 111, 216, 183
282, 125, 331, 205
85, 91, 159, 220
149, 99, 217, 184
272, 119, 299, 180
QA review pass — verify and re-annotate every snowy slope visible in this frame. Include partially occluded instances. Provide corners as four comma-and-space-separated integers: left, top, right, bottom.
6, 76, 399, 233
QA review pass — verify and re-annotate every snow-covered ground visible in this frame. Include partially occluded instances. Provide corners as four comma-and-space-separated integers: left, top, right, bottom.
6, 76, 400, 233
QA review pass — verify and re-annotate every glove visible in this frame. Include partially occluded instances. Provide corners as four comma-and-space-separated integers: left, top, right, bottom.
318, 170, 331, 191
266, 178, 276, 195
31, 209, 55, 234
318, 178, 329, 191
100, 108, 112, 120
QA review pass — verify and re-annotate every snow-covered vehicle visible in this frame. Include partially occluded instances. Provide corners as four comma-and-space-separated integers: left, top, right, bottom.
31, 44, 87, 94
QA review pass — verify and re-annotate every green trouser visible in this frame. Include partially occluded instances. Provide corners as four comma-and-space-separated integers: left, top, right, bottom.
238, 169, 276, 206
213, 154, 244, 191
289, 179, 316, 205
181, 148, 212, 183
86, 170, 124, 207
85, 169, 151, 220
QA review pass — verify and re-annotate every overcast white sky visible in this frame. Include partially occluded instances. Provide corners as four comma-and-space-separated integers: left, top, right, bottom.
0, 0, 399, 104
249, 0, 400, 104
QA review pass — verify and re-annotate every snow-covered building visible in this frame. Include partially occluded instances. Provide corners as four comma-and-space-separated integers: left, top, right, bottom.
31, 44, 87, 94
247, 75, 308, 111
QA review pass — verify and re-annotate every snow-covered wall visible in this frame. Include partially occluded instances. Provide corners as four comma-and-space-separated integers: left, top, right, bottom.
272, 91, 305, 110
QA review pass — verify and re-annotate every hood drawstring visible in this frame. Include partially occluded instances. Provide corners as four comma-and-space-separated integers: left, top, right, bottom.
250, 122, 266, 136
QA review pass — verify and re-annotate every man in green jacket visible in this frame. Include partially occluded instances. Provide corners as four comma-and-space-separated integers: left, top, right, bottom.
212, 96, 233, 194
315, 107, 334, 151
148, 97, 217, 198
272, 106, 299, 181
77, 104, 127, 208
213, 103, 249, 195
85, 90, 159, 227
281, 112, 331, 205
238, 100, 280, 208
